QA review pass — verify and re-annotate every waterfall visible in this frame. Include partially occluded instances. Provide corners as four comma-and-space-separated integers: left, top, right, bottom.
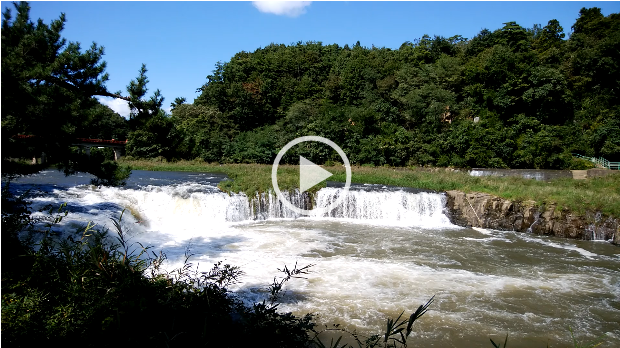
311, 187, 452, 226
94, 185, 453, 227
586, 211, 608, 240
526, 211, 542, 234
249, 191, 311, 220
208, 187, 450, 226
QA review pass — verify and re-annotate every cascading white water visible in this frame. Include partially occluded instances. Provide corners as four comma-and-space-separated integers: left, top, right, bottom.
249, 190, 309, 220
245, 188, 452, 227
38, 183, 452, 235
96, 184, 252, 224
100, 185, 452, 226
312, 187, 452, 226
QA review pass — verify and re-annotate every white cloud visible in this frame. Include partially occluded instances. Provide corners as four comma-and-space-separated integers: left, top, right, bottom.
252, 1, 312, 18
97, 97, 131, 118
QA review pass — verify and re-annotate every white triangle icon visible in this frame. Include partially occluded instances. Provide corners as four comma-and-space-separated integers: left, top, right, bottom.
299, 156, 332, 192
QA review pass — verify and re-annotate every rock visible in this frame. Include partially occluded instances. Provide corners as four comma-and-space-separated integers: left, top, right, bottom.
444, 190, 619, 244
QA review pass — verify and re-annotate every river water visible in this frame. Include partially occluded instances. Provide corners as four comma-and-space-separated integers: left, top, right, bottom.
5, 170, 620, 347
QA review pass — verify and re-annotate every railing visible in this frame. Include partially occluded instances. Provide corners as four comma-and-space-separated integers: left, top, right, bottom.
572, 153, 620, 170
74, 138, 127, 145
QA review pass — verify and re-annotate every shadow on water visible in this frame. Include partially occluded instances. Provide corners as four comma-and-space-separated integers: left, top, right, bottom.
159, 235, 249, 261
233, 284, 310, 305
62, 201, 123, 214
2, 182, 72, 196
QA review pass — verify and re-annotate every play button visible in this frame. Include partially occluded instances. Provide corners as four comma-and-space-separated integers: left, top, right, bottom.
271, 136, 351, 216
299, 156, 333, 193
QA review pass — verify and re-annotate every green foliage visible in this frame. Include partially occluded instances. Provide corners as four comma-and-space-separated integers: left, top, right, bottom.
88, 160, 132, 186
4, 3, 579, 169
170, 103, 235, 162
126, 110, 174, 159
57, 147, 132, 187
4, 3, 620, 174
569, 157, 597, 170
1, 183, 33, 268
126, 64, 165, 131
225, 126, 280, 164
1, 1, 110, 166
181, 7, 620, 168
80, 102, 130, 140
1, 1, 134, 185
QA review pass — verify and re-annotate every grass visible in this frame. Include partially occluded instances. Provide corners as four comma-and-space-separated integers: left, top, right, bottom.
119, 159, 620, 217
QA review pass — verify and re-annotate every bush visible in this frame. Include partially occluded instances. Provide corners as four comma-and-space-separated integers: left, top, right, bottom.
569, 157, 597, 170
88, 160, 132, 186
57, 148, 132, 187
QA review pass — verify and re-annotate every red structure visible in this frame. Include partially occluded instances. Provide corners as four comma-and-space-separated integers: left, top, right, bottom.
10, 135, 127, 162
74, 138, 128, 145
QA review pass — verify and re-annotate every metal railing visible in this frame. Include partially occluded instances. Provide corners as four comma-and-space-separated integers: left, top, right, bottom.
572, 153, 620, 170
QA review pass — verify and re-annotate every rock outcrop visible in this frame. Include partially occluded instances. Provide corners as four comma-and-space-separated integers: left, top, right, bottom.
444, 190, 619, 244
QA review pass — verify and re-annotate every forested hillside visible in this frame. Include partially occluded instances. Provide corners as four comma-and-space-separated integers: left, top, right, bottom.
159, 7, 617, 169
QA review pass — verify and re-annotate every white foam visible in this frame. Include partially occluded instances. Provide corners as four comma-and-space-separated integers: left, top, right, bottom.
521, 235, 599, 259
313, 188, 453, 228
462, 237, 512, 243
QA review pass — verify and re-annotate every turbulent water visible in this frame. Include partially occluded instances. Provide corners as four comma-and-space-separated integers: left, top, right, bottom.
5, 170, 620, 348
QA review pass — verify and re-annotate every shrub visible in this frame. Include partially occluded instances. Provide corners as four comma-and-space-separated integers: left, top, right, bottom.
569, 157, 597, 170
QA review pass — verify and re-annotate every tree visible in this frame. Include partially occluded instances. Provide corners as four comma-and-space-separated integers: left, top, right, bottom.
79, 102, 130, 140
124, 65, 173, 159
126, 64, 165, 130
170, 97, 187, 111
1, 1, 130, 183
535, 19, 565, 51
181, 7, 619, 168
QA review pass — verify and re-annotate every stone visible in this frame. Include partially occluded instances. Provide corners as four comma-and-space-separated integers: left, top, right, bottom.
444, 190, 619, 245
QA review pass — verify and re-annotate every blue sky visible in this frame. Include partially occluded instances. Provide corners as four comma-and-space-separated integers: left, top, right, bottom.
4, 1, 619, 117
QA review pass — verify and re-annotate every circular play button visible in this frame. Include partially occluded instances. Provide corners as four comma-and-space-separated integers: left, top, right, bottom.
271, 136, 351, 216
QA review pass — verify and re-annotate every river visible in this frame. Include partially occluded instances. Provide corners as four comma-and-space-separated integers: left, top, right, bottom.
5, 170, 620, 348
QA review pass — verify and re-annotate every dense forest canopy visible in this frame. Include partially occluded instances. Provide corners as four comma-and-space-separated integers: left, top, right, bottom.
178, 7, 619, 169
3, 3, 619, 171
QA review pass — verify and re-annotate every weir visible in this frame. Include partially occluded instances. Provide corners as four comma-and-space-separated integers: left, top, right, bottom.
127, 186, 453, 227
7, 169, 616, 242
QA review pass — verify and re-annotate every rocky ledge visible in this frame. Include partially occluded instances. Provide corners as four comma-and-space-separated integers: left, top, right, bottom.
444, 190, 619, 245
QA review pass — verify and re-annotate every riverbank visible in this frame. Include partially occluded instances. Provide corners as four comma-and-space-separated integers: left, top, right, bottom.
446, 190, 619, 244
120, 159, 620, 217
